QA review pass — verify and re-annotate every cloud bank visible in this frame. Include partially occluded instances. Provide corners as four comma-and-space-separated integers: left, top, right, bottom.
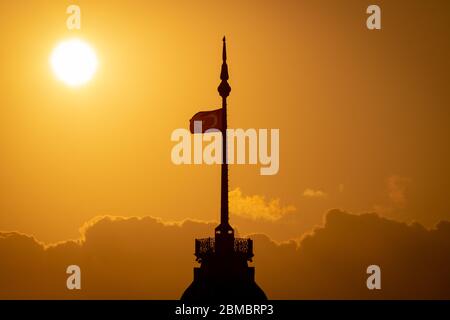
1, 210, 449, 299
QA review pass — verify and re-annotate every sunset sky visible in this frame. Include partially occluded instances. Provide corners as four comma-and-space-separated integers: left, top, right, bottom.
2, 0, 450, 301
1, 0, 450, 248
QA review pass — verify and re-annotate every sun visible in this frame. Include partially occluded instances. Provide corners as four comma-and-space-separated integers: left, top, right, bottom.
50, 38, 98, 87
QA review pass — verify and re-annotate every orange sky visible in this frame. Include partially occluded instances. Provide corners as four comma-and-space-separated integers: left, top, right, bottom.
1, 0, 450, 244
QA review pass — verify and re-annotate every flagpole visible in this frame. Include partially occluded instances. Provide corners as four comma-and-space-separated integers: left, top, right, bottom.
218, 36, 232, 230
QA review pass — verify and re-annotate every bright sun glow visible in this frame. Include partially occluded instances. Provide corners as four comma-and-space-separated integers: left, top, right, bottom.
50, 39, 98, 87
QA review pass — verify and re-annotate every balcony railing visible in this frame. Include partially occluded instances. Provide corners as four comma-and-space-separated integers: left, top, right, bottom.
196, 237, 215, 256
194, 237, 253, 261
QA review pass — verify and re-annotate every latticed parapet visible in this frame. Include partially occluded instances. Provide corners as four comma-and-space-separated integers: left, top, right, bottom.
195, 237, 215, 259
233, 238, 253, 257
194, 237, 254, 261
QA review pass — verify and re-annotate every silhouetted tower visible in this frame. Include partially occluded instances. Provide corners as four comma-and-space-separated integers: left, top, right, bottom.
216, 36, 234, 254
181, 37, 267, 301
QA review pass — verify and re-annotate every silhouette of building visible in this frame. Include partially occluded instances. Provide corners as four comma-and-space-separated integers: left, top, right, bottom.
181, 38, 267, 301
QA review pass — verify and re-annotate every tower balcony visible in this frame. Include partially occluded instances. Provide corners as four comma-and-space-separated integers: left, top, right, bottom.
194, 237, 254, 262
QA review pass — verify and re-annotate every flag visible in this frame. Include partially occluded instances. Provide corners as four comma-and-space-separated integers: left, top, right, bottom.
189, 108, 223, 133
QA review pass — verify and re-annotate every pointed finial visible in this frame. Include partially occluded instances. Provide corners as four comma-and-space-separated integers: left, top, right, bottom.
222, 36, 227, 62
218, 36, 231, 97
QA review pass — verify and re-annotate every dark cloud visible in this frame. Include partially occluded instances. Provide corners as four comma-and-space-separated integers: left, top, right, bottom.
1, 211, 449, 299
256, 210, 450, 299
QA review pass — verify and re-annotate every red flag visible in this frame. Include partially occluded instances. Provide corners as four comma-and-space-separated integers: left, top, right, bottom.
189, 108, 223, 133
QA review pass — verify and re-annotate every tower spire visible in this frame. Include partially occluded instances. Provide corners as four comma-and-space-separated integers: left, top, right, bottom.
218, 37, 231, 96
222, 36, 227, 61
220, 37, 229, 81
217, 36, 232, 235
